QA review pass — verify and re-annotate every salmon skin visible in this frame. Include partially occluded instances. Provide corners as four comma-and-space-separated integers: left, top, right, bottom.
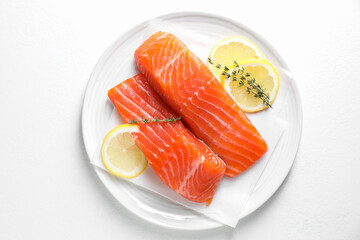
108, 74, 226, 204
135, 32, 268, 177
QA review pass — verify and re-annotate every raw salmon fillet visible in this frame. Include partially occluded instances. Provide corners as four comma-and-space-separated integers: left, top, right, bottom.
135, 32, 268, 177
108, 74, 226, 204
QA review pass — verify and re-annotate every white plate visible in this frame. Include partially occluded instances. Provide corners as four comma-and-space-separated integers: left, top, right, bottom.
81, 12, 302, 230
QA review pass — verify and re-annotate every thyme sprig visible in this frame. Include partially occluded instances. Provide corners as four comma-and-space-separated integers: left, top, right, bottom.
129, 115, 181, 124
208, 58, 272, 108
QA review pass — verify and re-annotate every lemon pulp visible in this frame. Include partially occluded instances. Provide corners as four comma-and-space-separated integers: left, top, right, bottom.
208, 36, 264, 78
222, 59, 279, 112
101, 124, 147, 178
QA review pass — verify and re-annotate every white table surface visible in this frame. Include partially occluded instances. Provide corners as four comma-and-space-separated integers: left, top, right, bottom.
1, 0, 360, 239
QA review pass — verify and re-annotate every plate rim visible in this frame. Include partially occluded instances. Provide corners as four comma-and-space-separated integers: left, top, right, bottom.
81, 11, 303, 230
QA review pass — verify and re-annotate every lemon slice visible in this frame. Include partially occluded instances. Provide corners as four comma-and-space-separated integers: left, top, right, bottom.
208, 36, 264, 78
101, 124, 147, 178
222, 59, 280, 112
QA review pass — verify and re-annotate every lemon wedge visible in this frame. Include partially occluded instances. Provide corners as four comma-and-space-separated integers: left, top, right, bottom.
222, 59, 280, 112
101, 124, 147, 178
208, 36, 264, 78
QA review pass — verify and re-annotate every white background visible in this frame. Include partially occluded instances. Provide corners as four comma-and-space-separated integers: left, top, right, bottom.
1, 0, 360, 239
